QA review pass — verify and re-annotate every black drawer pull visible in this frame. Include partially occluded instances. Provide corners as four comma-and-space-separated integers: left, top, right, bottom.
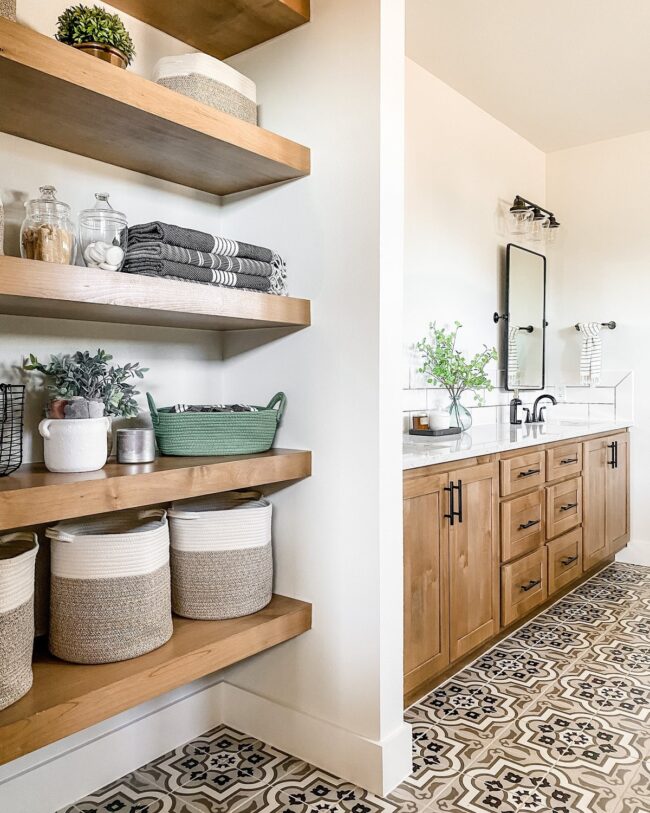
560, 502, 578, 512
561, 555, 578, 566
518, 519, 540, 530
560, 457, 578, 465
520, 579, 541, 592
518, 468, 540, 479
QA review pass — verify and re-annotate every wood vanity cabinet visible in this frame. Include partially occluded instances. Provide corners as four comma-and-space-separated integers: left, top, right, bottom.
403, 461, 499, 695
403, 429, 630, 703
583, 432, 630, 570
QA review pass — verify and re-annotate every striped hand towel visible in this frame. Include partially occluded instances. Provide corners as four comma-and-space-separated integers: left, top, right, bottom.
507, 326, 520, 389
577, 322, 602, 385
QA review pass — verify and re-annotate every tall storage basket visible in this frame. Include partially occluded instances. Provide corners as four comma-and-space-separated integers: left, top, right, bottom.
0, 532, 38, 710
47, 510, 172, 664
168, 492, 273, 620
147, 392, 286, 456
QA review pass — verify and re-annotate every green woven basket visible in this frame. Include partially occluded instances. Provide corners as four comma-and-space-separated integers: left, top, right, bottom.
147, 392, 286, 456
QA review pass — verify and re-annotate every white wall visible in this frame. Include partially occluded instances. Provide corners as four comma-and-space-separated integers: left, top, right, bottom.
403, 59, 548, 425
0, 0, 410, 807
547, 132, 650, 562
218, 0, 410, 795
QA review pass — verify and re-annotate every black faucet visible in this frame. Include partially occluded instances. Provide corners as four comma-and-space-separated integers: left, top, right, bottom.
532, 394, 557, 422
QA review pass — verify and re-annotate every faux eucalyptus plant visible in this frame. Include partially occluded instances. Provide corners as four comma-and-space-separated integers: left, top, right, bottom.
24, 349, 147, 418
417, 321, 497, 411
55, 4, 136, 65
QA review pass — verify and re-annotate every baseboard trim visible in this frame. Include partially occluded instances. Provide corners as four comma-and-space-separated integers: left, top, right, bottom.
0, 678, 412, 810
220, 682, 411, 796
616, 540, 650, 566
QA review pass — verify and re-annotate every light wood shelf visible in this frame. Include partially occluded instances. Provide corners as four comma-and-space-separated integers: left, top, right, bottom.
109, 0, 310, 60
0, 19, 310, 196
0, 257, 311, 331
0, 449, 311, 531
0, 594, 312, 765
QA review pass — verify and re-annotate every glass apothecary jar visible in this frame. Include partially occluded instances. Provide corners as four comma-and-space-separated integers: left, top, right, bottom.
20, 186, 76, 264
78, 193, 128, 271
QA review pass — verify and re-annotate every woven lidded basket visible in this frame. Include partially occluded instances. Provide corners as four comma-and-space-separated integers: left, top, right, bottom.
47, 510, 172, 664
147, 392, 286, 456
168, 491, 273, 620
0, 532, 38, 711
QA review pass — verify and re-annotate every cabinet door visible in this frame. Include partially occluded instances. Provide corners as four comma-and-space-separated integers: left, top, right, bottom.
448, 461, 499, 662
606, 433, 630, 554
583, 437, 608, 571
403, 473, 449, 695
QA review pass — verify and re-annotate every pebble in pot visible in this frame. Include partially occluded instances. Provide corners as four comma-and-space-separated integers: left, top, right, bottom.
83, 241, 124, 271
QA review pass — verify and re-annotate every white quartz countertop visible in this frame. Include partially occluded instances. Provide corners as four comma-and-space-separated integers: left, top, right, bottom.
403, 420, 632, 471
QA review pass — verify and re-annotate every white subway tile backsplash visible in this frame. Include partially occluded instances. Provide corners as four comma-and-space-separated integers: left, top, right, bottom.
471, 406, 498, 426
564, 385, 616, 404
402, 389, 427, 412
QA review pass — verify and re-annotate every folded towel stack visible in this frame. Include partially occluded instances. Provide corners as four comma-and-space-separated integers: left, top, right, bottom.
123, 222, 287, 296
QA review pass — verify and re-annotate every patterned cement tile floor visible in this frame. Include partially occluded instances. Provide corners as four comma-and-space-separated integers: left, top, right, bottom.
60, 562, 650, 813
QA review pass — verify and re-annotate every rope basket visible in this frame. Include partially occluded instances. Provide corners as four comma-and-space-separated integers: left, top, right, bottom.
47, 510, 172, 664
168, 492, 273, 620
147, 392, 286, 456
0, 532, 38, 711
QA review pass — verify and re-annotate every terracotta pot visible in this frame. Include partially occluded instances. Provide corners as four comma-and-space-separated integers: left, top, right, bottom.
72, 42, 128, 69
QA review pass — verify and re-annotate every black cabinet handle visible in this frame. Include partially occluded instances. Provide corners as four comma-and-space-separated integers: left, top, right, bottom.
444, 484, 455, 527
518, 469, 540, 479
560, 502, 578, 512
518, 519, 540, 530
607, 442, 617, 469
561, 555, 578, 566
561, 457, 578, 465
520, 579, 541, 592
445, 481, 463, 525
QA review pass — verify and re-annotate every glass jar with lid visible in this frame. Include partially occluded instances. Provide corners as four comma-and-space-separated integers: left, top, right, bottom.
78, 193, 128, 271
20, 185, 76, 264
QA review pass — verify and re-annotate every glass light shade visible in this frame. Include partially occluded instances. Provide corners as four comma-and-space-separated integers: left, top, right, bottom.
528, 213, 549, 242
507, 208, 533, 236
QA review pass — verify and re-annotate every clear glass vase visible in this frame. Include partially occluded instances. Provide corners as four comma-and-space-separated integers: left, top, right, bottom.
448, 396, 472, 432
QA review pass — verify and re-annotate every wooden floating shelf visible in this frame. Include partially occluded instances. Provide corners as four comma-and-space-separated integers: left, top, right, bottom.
0, 19, 310, 195
0, 595, 312, 764
0, 258, 311, 332
110, 0, 310, 60
0, 449, 311, 531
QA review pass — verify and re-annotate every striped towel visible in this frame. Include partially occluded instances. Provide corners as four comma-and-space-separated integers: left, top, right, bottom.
122, 258, 273, 292
578, 322, 602, 385
128, 222, 274, 262
126, 241, 275, 277
172, 404, 259, 413
507, 326, 520, 389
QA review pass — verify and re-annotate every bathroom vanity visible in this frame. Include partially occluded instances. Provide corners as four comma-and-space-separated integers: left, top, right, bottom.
403, 422, 631, 705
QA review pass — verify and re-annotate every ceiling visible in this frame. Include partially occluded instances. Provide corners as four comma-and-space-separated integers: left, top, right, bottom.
406, 0, 650, 152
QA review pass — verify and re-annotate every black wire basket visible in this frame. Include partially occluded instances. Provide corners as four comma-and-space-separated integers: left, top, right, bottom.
0, 384, 25, 477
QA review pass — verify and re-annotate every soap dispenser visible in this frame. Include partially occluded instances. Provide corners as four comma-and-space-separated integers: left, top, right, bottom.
510, 389, 522, 425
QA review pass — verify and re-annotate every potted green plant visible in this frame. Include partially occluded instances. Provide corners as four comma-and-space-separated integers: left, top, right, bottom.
24, 349, 147, 473
55, 4, 136, 69
416, 321, 498, 431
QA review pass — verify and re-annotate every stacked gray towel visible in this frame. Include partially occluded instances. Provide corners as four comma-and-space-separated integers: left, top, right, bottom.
124, 222, 287, 295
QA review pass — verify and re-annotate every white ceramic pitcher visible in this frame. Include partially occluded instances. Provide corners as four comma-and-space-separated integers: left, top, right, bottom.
39, 416, 111, 473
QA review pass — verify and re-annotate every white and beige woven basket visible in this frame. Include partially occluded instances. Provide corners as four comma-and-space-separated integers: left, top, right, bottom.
47, 510, 172, 664
0, 532, 38, 710
168, 492, 273, 620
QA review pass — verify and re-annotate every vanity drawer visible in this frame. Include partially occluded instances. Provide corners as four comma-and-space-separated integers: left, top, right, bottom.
500, 450, 546, 497
546, 476, 582, 539
546, 443, 583, 482
501, 546, 548, 627
547, 528, 583, 595
501, 490, 545, 563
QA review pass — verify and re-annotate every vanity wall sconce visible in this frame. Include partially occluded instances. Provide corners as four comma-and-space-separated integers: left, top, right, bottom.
508, 195, 560, 243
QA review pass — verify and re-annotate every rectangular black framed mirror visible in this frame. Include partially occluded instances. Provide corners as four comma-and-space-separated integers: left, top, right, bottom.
502, 243, 547, 391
